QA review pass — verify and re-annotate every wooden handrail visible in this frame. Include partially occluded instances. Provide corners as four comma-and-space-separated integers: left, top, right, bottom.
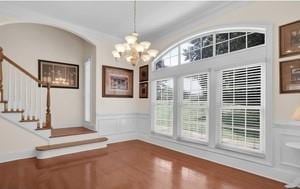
0, 47, 52, 129
3, 55, 44, 85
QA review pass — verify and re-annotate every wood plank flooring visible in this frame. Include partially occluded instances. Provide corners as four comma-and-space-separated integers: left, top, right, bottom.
0, 140, 284, 189
50, 126, 96, 138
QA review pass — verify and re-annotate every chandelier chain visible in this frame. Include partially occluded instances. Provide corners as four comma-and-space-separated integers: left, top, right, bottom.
134, 0, 136, 33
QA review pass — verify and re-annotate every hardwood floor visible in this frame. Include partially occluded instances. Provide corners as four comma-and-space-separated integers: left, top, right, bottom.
50, 127, 96, 138
0, 140, 284, 189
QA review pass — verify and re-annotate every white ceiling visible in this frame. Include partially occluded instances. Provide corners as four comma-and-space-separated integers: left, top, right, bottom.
3, 1, 231, 40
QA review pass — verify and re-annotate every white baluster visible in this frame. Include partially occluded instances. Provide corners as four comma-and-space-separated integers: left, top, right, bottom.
22, 77, 25, 119
34, 81, 38, 120
25, 77, 29, 119
29, 79, 32, 120
40, 85, 44, 127
3, 63, 8, 102
22, 75, 27, 120
12, 69, 17, 110
7, 65, 12, 111
17, 70, 21, 111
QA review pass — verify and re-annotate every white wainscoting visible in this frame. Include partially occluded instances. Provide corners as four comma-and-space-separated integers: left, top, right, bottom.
96, 113, 300, 184
273, 122, 300, 173
96, 113, 149, 143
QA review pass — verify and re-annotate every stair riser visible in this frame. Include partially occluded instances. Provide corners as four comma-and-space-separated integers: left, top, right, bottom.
36, 129, 51, 138
0, 112, 21, 121
36, 142, 107, 159
20, 122, 37, 130
49, 133, 99, 144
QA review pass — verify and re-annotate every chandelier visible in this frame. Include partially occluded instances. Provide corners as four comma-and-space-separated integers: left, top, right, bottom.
112, 0, 159, 66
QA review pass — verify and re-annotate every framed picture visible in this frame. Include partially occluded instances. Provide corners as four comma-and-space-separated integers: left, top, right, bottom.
102, 65, 133, 98
139, 82, 148, 98
280, 59, 300, 93
38, 60, 79, 89
279, 20, 300, 57
139, 65, 149, 82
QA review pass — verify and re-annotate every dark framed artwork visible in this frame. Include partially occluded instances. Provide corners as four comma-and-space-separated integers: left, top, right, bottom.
280, 59, 300, 93
102, 65, 133, 98
38, 60, 79, 89
279, 20, 300, 57
139, 82, 148, 98
139, 65, 149, 82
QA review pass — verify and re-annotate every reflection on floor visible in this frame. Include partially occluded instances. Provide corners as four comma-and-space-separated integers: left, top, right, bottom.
0, 140, 284, 189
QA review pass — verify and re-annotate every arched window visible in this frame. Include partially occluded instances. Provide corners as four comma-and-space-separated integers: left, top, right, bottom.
154, 30, 265, 71
151, 27, 270, 155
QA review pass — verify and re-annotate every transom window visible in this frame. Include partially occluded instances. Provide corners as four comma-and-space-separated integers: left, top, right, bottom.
154, 31, 265, 70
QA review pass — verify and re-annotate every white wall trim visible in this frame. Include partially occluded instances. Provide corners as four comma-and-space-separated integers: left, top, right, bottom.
1, 113, 300, 186
137, 133, 296, 184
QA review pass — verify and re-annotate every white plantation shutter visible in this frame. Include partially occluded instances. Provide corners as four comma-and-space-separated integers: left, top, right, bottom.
153, 79, 174, 136
219, 64, 264, 151
180, 73, 209, 141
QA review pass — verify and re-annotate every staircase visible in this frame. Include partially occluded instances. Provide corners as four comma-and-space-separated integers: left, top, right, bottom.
0, 47, 108, 159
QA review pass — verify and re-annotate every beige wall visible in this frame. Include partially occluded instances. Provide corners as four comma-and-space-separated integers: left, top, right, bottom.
0, 23, 89, 128
95, 37, 141, 115
0, 118, 46, 155
141, 1, 300, 122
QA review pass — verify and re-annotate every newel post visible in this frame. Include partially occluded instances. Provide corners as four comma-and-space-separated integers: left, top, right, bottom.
45, 82, 52, 129
0, 47, 4, 102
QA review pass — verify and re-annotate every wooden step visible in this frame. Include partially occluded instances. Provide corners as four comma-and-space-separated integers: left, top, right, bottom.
50, 127, 97, 138
0, 100, 8, 103
2, 109, 24, 113
36, 137, 108, 151
20, 119, 39, 123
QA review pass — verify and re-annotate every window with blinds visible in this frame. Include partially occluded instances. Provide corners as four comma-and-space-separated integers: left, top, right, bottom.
219, 64, 264, 151
153, 79, 174, 136
180, 73, 209, 141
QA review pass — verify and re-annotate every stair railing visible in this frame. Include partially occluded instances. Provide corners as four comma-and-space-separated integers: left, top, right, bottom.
0, 47, 52, 130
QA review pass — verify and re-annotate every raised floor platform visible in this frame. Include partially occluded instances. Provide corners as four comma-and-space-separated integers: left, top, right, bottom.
50, 127, 96, 138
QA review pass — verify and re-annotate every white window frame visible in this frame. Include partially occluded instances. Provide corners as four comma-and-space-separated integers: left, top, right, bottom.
151, 78, 175, 137
178, 72, 210, 144
216, 63, 266, 154
150, 26, 273, 161
152, 27, 266, 72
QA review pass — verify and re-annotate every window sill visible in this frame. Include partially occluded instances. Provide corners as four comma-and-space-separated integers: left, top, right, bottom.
215, 144, 266, 159
151, 131, 174, 139
177, 137, 209, 146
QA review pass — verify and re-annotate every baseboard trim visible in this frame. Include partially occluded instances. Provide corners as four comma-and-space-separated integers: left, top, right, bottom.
0, 149, 35, 163
137, 134, 297, 185
102, 132, 139, 144
1, 131, 298, 186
